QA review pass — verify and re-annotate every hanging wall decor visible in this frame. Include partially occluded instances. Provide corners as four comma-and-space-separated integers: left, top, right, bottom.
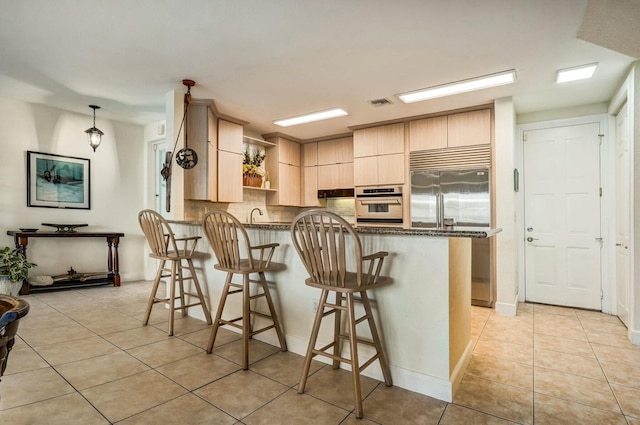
27, 151, 90, 209
161, 79, 198, 212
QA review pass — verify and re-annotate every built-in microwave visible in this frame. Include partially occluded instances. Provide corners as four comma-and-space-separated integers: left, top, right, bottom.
355, 186, 403, 226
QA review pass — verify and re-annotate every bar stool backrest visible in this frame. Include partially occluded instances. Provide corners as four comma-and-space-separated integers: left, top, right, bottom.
290, 210, 363, 288
202, 210, 253, 270
138, 209, 178, 258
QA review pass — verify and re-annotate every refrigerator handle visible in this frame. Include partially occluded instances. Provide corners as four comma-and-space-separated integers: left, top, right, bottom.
436, 193, 443, 228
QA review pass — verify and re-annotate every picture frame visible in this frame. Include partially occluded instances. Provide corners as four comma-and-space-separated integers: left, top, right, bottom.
27, 151, 91, 209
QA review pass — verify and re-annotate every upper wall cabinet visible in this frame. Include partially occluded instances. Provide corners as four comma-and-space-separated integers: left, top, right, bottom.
184, 102, 217, 201
317, 136, 354, 190
448, 109, 491, 147
353, 123, 404, 158
217, 119, 243, 202
353, 123, 405, 186
409, 109, 492, 151
264, 134, 301, 206
409, 116, 447, 151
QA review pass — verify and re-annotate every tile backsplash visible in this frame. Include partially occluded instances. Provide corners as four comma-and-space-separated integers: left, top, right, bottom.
184, 190, 355, 224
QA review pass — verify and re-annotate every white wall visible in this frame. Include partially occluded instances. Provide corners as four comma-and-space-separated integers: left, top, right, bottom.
0, 98, 147, 282
631, 63, 640, 343
494, 97, 518, 315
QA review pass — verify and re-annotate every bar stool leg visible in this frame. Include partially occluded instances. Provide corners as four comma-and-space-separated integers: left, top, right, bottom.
177, 259, 187, 318
346, 293, 363, 419
168, 261, 177, 336
361, 292, 393, 386
144, 259, 165, 325
299, 288, 329, 394
258, 272, 287, 352
242, 273, 251, 370
332, 291, 343, 369
188, 258, 212, 325
206, 272, 233, 353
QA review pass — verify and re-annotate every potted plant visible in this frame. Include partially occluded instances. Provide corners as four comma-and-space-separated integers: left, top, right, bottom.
242, 147, 266, 187
0, 247, 36, 296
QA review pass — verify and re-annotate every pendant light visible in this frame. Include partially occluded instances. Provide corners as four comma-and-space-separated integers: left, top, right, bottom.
85, 105, 104, 152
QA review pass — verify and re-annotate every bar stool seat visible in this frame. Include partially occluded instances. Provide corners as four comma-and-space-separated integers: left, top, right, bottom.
290, 210, 393, 419
138, 209, 212, 336
202, 210, 287, 370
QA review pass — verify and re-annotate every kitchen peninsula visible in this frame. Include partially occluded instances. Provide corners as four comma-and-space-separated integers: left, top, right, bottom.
170, 219, 500, 402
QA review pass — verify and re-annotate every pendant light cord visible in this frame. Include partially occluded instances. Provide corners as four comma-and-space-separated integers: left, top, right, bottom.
161, 87, 191, 180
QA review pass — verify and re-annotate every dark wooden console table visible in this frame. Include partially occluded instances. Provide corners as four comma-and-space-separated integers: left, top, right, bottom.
6, 231, 124, 295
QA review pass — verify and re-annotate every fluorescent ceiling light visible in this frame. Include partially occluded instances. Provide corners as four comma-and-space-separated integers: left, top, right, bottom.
274, 108, 348, 127
556, 63, 597, 83
398, 70, 516, 103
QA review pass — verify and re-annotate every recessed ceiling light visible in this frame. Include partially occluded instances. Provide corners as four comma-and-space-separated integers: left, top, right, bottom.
398, 70, 516, 103
273, 108, 348, 127
556, 63, 597, 83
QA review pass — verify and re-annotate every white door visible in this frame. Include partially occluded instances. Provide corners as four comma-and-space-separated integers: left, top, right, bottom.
615, 103, 630, 325
523, 123, 602, 309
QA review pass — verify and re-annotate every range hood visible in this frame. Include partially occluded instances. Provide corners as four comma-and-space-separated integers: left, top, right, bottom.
318, 188, 354, 199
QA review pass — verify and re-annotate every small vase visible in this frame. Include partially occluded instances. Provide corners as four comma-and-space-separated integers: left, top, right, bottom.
0, 276, 22, 297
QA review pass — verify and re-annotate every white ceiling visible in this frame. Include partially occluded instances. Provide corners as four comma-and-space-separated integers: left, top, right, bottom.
0, 0, 637, 140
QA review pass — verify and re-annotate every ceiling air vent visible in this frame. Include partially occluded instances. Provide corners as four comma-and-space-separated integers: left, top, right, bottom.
369, 98, 393, 107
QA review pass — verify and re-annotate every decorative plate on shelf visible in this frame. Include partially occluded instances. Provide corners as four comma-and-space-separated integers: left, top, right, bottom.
41, 223, 88, 233
19, 228, 38, 232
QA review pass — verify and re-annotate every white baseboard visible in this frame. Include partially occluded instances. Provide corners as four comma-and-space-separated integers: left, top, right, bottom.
630, 327, 640, 346
495, 293, 518, 316
187, 318, 460, 403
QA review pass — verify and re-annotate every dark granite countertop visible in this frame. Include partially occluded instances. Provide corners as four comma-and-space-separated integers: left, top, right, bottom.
169, 220, 501, 238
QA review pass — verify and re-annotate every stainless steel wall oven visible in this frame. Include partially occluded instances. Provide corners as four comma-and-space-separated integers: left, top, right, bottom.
355, 186, 403, 225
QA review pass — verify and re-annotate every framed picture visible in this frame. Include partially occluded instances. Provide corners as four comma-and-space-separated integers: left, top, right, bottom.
27, 151, 91, 209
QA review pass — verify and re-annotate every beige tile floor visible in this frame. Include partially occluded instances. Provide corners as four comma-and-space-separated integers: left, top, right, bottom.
1, 281, 640, 424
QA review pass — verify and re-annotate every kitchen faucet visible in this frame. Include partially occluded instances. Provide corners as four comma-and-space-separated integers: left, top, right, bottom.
250, 207, 263, 224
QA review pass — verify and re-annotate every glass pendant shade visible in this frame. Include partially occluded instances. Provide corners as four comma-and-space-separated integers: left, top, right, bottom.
85, 105, 103, 152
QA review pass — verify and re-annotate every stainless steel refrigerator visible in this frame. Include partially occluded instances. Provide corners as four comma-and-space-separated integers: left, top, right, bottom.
410, 169, 493, 307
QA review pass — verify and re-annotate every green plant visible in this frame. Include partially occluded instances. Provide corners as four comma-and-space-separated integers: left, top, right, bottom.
0, 247, 36, 282
242, 147, 266, 176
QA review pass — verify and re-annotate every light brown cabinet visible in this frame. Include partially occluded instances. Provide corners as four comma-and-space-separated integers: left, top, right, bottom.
409, 115, 448, 151
354, 154, 404, 186
353, 123, 405, 186
317, 137, 353, 165
409, 109, 491, 151
447, 109, 491, 147
318, 163, 354, 190
302, 142, 317, 167
316, 136, 354, 190
265, 134, 301, 206
354, 123, 404, 158
302, 165, 320, 207
279, 138, 301, 166
183, 102, 246, 202
184, 102, 217, 201
217, 119, 243, 202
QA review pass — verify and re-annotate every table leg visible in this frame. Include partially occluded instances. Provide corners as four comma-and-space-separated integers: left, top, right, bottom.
13, 235, 30, 295
107, 237, 121, 287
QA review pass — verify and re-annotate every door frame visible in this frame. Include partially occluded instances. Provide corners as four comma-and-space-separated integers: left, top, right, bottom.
516, 114, 613, 313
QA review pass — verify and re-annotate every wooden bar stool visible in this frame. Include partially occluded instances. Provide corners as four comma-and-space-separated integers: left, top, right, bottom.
138, 209, 212, 336
290, 210, 393, 419
202, 210, 287, 370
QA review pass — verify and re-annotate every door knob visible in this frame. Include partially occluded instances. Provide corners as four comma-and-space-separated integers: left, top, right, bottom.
526, 237, 538, 242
